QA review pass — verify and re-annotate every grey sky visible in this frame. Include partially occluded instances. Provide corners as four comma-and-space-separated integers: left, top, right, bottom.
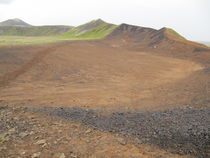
0, 0, 209, 41
0, 0, 14, 4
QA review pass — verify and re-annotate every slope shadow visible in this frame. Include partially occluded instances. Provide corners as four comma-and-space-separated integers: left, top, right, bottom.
32, 106, 210, 157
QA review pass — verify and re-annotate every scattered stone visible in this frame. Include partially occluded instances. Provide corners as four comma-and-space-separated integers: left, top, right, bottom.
1, 105, 210, 157
48, 106, 210, 157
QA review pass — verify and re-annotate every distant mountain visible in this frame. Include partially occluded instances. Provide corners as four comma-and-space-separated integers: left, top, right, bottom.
0, 18, 31, 26
0, 25, 73, 36
0, 18, 209, 53
0, 18, 116, 38
0, 18, 74, 36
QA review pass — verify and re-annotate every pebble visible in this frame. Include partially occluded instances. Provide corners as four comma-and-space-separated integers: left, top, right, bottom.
41, 143, 47, 148
31, 152, 41, 158
20, 151, 26, 155
19, 132, 29, 138
85, 129, 92, 134
70, 153, 77, 158
8, 128, 16, 133
59, 153, 66, 158
117, 138, 126, 145
35, 139, 46, 145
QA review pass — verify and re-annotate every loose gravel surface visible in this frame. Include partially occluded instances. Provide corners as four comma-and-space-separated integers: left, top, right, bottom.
1, 106, 210, 157
1, 106, 190, 158
30, 106, 210, 158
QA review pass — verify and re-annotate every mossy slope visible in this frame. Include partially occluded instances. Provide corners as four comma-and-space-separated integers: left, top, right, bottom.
0, 25, 72, 36
59, 19, 117, 39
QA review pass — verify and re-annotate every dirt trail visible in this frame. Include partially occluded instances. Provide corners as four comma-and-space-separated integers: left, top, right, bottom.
0, 47, 57, 88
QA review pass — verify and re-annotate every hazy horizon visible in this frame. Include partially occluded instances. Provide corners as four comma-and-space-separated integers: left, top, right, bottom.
0, 0, 209, 41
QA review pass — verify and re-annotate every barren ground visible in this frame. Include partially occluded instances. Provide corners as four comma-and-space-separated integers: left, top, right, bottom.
0, 40, 209, 157
0, 40, 207, 110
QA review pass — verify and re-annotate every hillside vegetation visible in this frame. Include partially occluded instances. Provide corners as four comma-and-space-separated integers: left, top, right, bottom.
0, 25, 72, 36
0, 19, 116, 38
163, 28, 186, 40
59, 19, 117, 39
0, 18, 209, 51
0, 36, 68, 46
0, 19, 117, 45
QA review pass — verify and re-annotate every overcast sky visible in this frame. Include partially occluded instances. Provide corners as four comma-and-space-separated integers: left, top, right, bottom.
0, 0, 209, 41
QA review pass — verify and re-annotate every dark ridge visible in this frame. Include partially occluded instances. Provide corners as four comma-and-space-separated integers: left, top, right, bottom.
104, 23, 210, 55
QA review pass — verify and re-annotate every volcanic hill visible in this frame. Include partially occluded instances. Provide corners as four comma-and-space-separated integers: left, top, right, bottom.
104, 23, 210, 54
0, 18, 209, 54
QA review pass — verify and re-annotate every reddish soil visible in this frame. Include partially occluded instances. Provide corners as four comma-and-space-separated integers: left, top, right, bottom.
0, 24, 210, 157
0, 39, 209, 110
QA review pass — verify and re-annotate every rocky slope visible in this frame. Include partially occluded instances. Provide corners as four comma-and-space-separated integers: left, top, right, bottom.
105, 23, 209, 53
